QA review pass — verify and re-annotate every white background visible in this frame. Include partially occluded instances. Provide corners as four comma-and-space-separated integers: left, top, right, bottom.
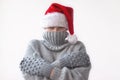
0, 0, 120, 80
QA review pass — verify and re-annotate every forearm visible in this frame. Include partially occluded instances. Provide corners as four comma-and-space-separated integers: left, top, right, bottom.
58, 65, 91, 80
50, 64, 91, 80
20, 57, 53, 77
20, 57, 61, 80
52, 51, 90, 69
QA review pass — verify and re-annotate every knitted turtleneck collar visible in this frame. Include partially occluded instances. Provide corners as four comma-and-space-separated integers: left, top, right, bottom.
42, 31, 70, 51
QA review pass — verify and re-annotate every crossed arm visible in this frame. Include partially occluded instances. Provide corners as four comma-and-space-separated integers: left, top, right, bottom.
20, 42, 91, 80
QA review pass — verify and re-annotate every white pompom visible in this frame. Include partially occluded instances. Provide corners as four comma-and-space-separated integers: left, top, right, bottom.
67, 34, 78, 44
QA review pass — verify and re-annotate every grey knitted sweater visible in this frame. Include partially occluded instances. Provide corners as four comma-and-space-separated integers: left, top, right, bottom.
20, 39, 91, 80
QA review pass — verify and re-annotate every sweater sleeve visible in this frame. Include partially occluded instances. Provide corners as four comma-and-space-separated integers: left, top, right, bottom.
51, 51, 90, 69
19, 40, 60, 79
50, 41, 91, 80
59, 65, 91, 80
52, 41, 90, 69
20, 57, 53, 78
51, 62, 91, 80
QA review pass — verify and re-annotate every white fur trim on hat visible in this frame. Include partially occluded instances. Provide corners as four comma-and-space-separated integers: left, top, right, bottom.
40, 12, 68, 28
67, 34, 78, 44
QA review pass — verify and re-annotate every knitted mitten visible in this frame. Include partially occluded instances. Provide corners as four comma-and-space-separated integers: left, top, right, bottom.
20, 57, 54, 78
52, 51, 90, 69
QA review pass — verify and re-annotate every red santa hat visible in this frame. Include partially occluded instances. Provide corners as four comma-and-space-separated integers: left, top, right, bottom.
41, 3, 77, 44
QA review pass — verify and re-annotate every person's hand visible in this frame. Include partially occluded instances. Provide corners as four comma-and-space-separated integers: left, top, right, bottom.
49, 67, 61, 80
50, 68, 54, 77
51, 60, 61, 68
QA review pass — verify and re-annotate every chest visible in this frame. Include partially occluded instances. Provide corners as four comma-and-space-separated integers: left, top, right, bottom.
37, 45, 75, 63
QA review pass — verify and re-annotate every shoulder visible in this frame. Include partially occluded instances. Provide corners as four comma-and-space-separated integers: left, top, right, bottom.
29, 39, 40, 44
69, 41, 86, 51
73, 41, 86, 47
28, 39, 43, 48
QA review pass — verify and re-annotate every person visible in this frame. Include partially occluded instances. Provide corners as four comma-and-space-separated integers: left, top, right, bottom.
19, 3, 91, 80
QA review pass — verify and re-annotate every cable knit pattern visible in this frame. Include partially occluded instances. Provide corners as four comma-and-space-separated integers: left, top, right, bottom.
42, 40, 70, 51
20, 39, 91, 80
42, 31, 70, 51
61, 52, 90, 68
52, 51, 90, 69
20, 57, 53, 78
43, 31, 68, 46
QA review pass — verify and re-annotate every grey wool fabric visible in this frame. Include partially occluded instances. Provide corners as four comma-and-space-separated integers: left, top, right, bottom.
20, 57, 53, 77
19, 34, 91, 80
52, 51, 90, 69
